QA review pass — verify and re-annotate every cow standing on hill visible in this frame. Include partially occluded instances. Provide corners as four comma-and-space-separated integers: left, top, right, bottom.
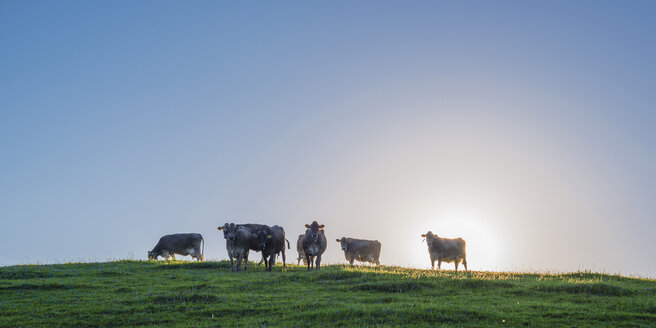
148, 233, 205, 262
421, 231, 467, 272
302, 221, 327, 271
336, 237, 381, 265
217, 223, 269, 270
255, 225, 290, 271
296, 234, 307, 265
217, 223, 256, 272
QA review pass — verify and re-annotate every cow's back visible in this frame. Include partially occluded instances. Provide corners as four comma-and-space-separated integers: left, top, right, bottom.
157, 233, 202, 251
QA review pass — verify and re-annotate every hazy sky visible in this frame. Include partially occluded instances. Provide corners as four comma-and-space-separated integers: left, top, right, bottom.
1, 1, 655, 276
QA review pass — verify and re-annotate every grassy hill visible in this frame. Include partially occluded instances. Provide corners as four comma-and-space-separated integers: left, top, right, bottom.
1, 261, 654, 327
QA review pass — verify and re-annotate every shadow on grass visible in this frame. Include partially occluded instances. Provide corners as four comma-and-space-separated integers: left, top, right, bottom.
537, 282, 634, 296
0, 283, 94, 291
153, 261, 230, 270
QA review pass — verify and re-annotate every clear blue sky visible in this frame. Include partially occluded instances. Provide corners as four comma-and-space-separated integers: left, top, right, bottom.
1, 1, 655, 276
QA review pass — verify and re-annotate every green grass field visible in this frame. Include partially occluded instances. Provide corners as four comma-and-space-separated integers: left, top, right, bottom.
1, 261, 654, 327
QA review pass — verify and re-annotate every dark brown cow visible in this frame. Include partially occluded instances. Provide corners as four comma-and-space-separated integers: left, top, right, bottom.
302, 221, 327, 271
254, 225, 290, 271
336, 237, 381, 265
421, 231, 467, 272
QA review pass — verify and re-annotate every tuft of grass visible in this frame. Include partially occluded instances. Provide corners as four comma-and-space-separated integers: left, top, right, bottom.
0, 260, 654, 327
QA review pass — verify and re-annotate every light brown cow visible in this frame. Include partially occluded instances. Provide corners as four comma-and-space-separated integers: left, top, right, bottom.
421, 231, 467, 272
336, 237, 381, 265
302, 221, 327, 271
296, 234, 307, 265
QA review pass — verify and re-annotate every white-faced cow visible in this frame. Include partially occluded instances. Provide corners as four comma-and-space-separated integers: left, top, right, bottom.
296, 234, 307, 265
302, 221, 327, 271
421, 231, 467, 272
217, 223, 259, 272
218, 223, 278, 271
336, 237, 381, 265
254, 225, 290, 271
148, 233, 204, 262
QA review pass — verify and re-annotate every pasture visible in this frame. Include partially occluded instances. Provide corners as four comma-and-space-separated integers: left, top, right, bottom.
1, 261, 654, 327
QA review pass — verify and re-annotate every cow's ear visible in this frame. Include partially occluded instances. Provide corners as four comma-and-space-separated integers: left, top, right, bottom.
319, 224, 325, 229
217, 226, 223, 230
305, 224, 310, 228
336, 239, 340, 242
421, 234, 426, 237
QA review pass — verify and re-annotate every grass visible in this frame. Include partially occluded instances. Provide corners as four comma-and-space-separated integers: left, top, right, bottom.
1, 261, 655, 327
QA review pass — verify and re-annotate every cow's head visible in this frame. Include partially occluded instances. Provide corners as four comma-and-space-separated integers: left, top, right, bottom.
304, 220, 325, 239
421, 231, 437, 247
147, 250, 159, 260
336, 237, 350, 251
218, 223, 239, 241
253, 229, 272, 251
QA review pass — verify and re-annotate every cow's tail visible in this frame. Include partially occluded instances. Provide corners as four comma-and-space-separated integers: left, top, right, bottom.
285, 238, 290, 249
201, 236, 205, 262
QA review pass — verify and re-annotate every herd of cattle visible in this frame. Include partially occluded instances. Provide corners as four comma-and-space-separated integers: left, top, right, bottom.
147, 220, 468, 272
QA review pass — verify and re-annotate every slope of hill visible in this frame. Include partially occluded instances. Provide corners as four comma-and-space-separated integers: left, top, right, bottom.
1, 261, 654, 327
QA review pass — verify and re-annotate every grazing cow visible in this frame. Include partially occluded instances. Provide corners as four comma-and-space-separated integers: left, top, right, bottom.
148, 233, 204, 262
421, 231, 467, 272
296, 234, 307, 265
254, 225, 290, 271
217, 223, 256, 272
336, 237, 381, 265
302, 221, 327, 271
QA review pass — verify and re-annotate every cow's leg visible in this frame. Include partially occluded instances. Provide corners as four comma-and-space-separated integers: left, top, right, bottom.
243, 251, 249, 271
269, 253, 276, 272
454, 261, 459, 272
431, 258, 435, 270
235, 251, 244, 272
463, 258, 468, 272
316, 255, 322, 270
437, 259, 442, 270
297, 256, 301, 266
306, 254, 312, 271
349, 257, 354, 265
282, 248, 287, 268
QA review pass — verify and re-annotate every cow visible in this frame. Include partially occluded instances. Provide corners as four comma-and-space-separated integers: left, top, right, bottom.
302, 220, 327, 271
148, 233, 204, 262
217, 223, 256, 272
254, 225, 290, 271
296, 234, 307, 265
336, 237, 381, 265
218, 223, 272, 271
421, 231, 467, 272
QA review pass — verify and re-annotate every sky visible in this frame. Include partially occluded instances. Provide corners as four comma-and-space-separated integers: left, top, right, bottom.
1, 1, 655, 277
